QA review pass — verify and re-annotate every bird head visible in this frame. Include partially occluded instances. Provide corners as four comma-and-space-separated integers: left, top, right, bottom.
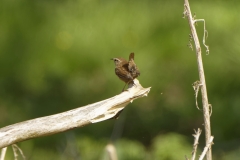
111, 58, 126, 67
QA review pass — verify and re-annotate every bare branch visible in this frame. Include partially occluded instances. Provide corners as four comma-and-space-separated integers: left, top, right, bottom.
12, 144, 26, 160
199, 136, 214, 160
0, 147, 7, 160
0, 79, 151, 149
191, 128, 202, 160
105, 143, 118, 160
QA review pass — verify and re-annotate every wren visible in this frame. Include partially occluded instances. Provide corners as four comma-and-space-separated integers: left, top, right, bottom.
111, 52, 140, 91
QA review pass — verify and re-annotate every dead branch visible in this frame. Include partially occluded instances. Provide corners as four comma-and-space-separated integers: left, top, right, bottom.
105, 143, 118, 160
199, 136, 214, 160
0, 79, 151, 149
191, 128, 202, 160
183, 0, 213, 159
12, 144, 26, 160
0, 147, 7, 160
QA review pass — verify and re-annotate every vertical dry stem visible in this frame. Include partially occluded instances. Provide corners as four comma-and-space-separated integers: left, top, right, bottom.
183, 0, 212, 159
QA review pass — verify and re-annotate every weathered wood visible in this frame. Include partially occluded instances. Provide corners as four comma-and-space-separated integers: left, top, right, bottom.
0, 79, 151, 148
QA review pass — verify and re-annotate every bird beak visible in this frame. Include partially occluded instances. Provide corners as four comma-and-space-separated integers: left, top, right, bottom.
110, 58, 114, 60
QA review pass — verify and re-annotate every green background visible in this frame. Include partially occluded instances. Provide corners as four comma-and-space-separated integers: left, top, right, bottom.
1, 0, 240, 159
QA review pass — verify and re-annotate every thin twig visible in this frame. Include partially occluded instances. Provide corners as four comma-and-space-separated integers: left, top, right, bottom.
199, 136, 214, 160
0, 147, 7, 160
183, 0, 212, 159
194, 19, 209, 54
192, 81, 202, 110
191, 128, 202, 160
12, 144, 26, 160
105, 143, 118, 160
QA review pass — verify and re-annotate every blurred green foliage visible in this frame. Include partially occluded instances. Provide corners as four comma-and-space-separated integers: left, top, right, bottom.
151, 133, 192, 160
1, 0, 240, 159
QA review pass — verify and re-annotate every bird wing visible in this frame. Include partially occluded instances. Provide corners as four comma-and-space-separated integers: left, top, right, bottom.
115, 67, 133, 80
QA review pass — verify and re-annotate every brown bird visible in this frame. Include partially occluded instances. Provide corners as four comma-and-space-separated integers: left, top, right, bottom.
111, 52, 140, 91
